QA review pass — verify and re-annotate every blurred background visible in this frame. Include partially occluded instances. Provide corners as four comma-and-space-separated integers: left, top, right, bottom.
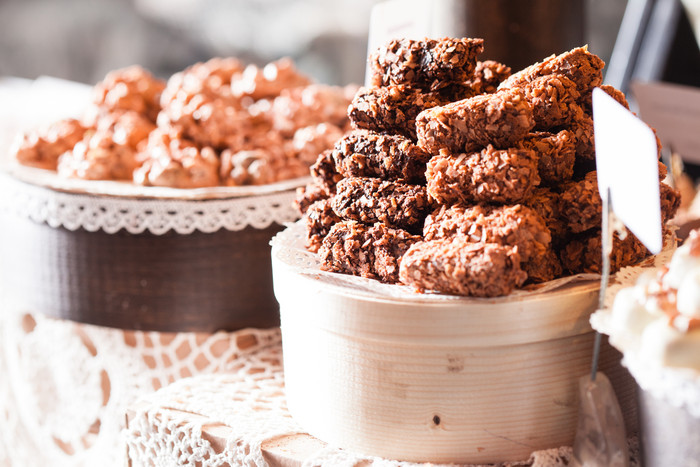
0, 0, 631, 86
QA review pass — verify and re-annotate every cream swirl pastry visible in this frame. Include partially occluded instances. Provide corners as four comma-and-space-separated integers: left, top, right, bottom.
609, 229, 700, 371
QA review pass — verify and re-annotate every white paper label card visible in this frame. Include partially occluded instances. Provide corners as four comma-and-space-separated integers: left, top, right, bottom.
365, 0, 459, 85
631, 80, 700, 164
593, 88, 662, 254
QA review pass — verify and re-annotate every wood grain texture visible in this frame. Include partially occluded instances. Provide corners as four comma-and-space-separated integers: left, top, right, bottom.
0, 213, 283, 332
459, 0, 585, 73
273, 257, 637, 464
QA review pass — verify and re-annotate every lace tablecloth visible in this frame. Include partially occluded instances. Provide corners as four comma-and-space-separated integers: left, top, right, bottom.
0, 304, 281, 467
123, 339, 640, 467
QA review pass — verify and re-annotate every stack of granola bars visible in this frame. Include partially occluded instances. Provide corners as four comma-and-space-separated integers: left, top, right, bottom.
296, 37, 680, 297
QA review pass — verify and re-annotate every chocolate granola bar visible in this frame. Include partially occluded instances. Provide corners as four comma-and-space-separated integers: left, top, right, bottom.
517, 130, 575, 185
660, 182, 681, 222
369, 37, 484, 90
423, 203, 551, 262
426, 145, 540, 205
469, 60, 512, 94
320, 220, 420, 283
560, 228, 650, 274
568, 108, 595, 161
524, 248, 563, 283
581, 84, 630, 115
310, 149, 343, 196
399, 238, 527, 297
306, 198, 341, 253
348, 85, 446, 140
332, 177, 432, 231
524, 187, 567, 245
500, 46, 605, 95
332, 131, 430, 183
522, 74, 581, 130
559, 171, 601, 233
294, 180, 329, 215
416, 88, 535, 154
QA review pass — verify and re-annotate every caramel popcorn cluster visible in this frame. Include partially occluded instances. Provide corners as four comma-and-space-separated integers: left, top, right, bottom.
13, 58, 354, 188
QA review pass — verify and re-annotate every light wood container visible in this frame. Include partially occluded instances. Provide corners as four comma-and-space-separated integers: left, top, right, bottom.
272, 235, 637, 464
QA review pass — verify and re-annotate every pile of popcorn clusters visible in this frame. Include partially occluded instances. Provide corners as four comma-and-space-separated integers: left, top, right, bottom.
296, 37, 681, 297
13, 58, 355, 188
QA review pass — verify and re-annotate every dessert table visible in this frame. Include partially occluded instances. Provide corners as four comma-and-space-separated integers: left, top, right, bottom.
122, 334, 640, 467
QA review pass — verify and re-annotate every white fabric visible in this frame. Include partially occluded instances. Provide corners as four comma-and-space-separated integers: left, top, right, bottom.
0, 299, 281, 467
0, 172, 300, 235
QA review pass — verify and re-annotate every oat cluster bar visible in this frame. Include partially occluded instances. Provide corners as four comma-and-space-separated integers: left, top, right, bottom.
319, 220, 421, 283
331, 131, 430, 183
369, 38, 485, 90
298, 37, 681, 296
426, 146, 540, 205
399, 239, 527, 297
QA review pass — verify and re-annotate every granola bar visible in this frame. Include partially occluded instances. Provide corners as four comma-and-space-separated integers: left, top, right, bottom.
294, 180, 328, 215
660, 181, 681, 222
568, 108, 595, 160
560, 228, 650, 274
426, 146, 540, 205
310, 149, 342, 195
332, 131, 430, 183
423, 203, 551, 262
320, 220, 421, 283
416, 88, 535, 154
306, 198, 341, 253
332, 177, 432, 231
561, 174, 681, 234
469, 60, 512, 94
522, 74, 581, 129
517, 130, 575, 185
369, 37, 484, 90
348, 85, 445, 140
399, 238, 527, 297
559, 171, 600, 233
499, 46, 605, 95
582, 84, 630, 114
524, 248, 563, 284
524, 187, 567, 245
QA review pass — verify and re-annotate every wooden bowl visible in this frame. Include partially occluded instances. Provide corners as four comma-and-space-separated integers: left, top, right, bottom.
0, 168, 302, 332
271, 222, 637, 464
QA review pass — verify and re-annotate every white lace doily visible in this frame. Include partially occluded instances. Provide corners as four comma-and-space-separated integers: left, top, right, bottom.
271, 219, 610, 303
0, 298, 281, 467
0, 170, 302, 235
123, 346, 639, 467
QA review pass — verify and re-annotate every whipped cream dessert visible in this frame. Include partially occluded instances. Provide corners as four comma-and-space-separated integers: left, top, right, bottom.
608, 229, 700, 371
